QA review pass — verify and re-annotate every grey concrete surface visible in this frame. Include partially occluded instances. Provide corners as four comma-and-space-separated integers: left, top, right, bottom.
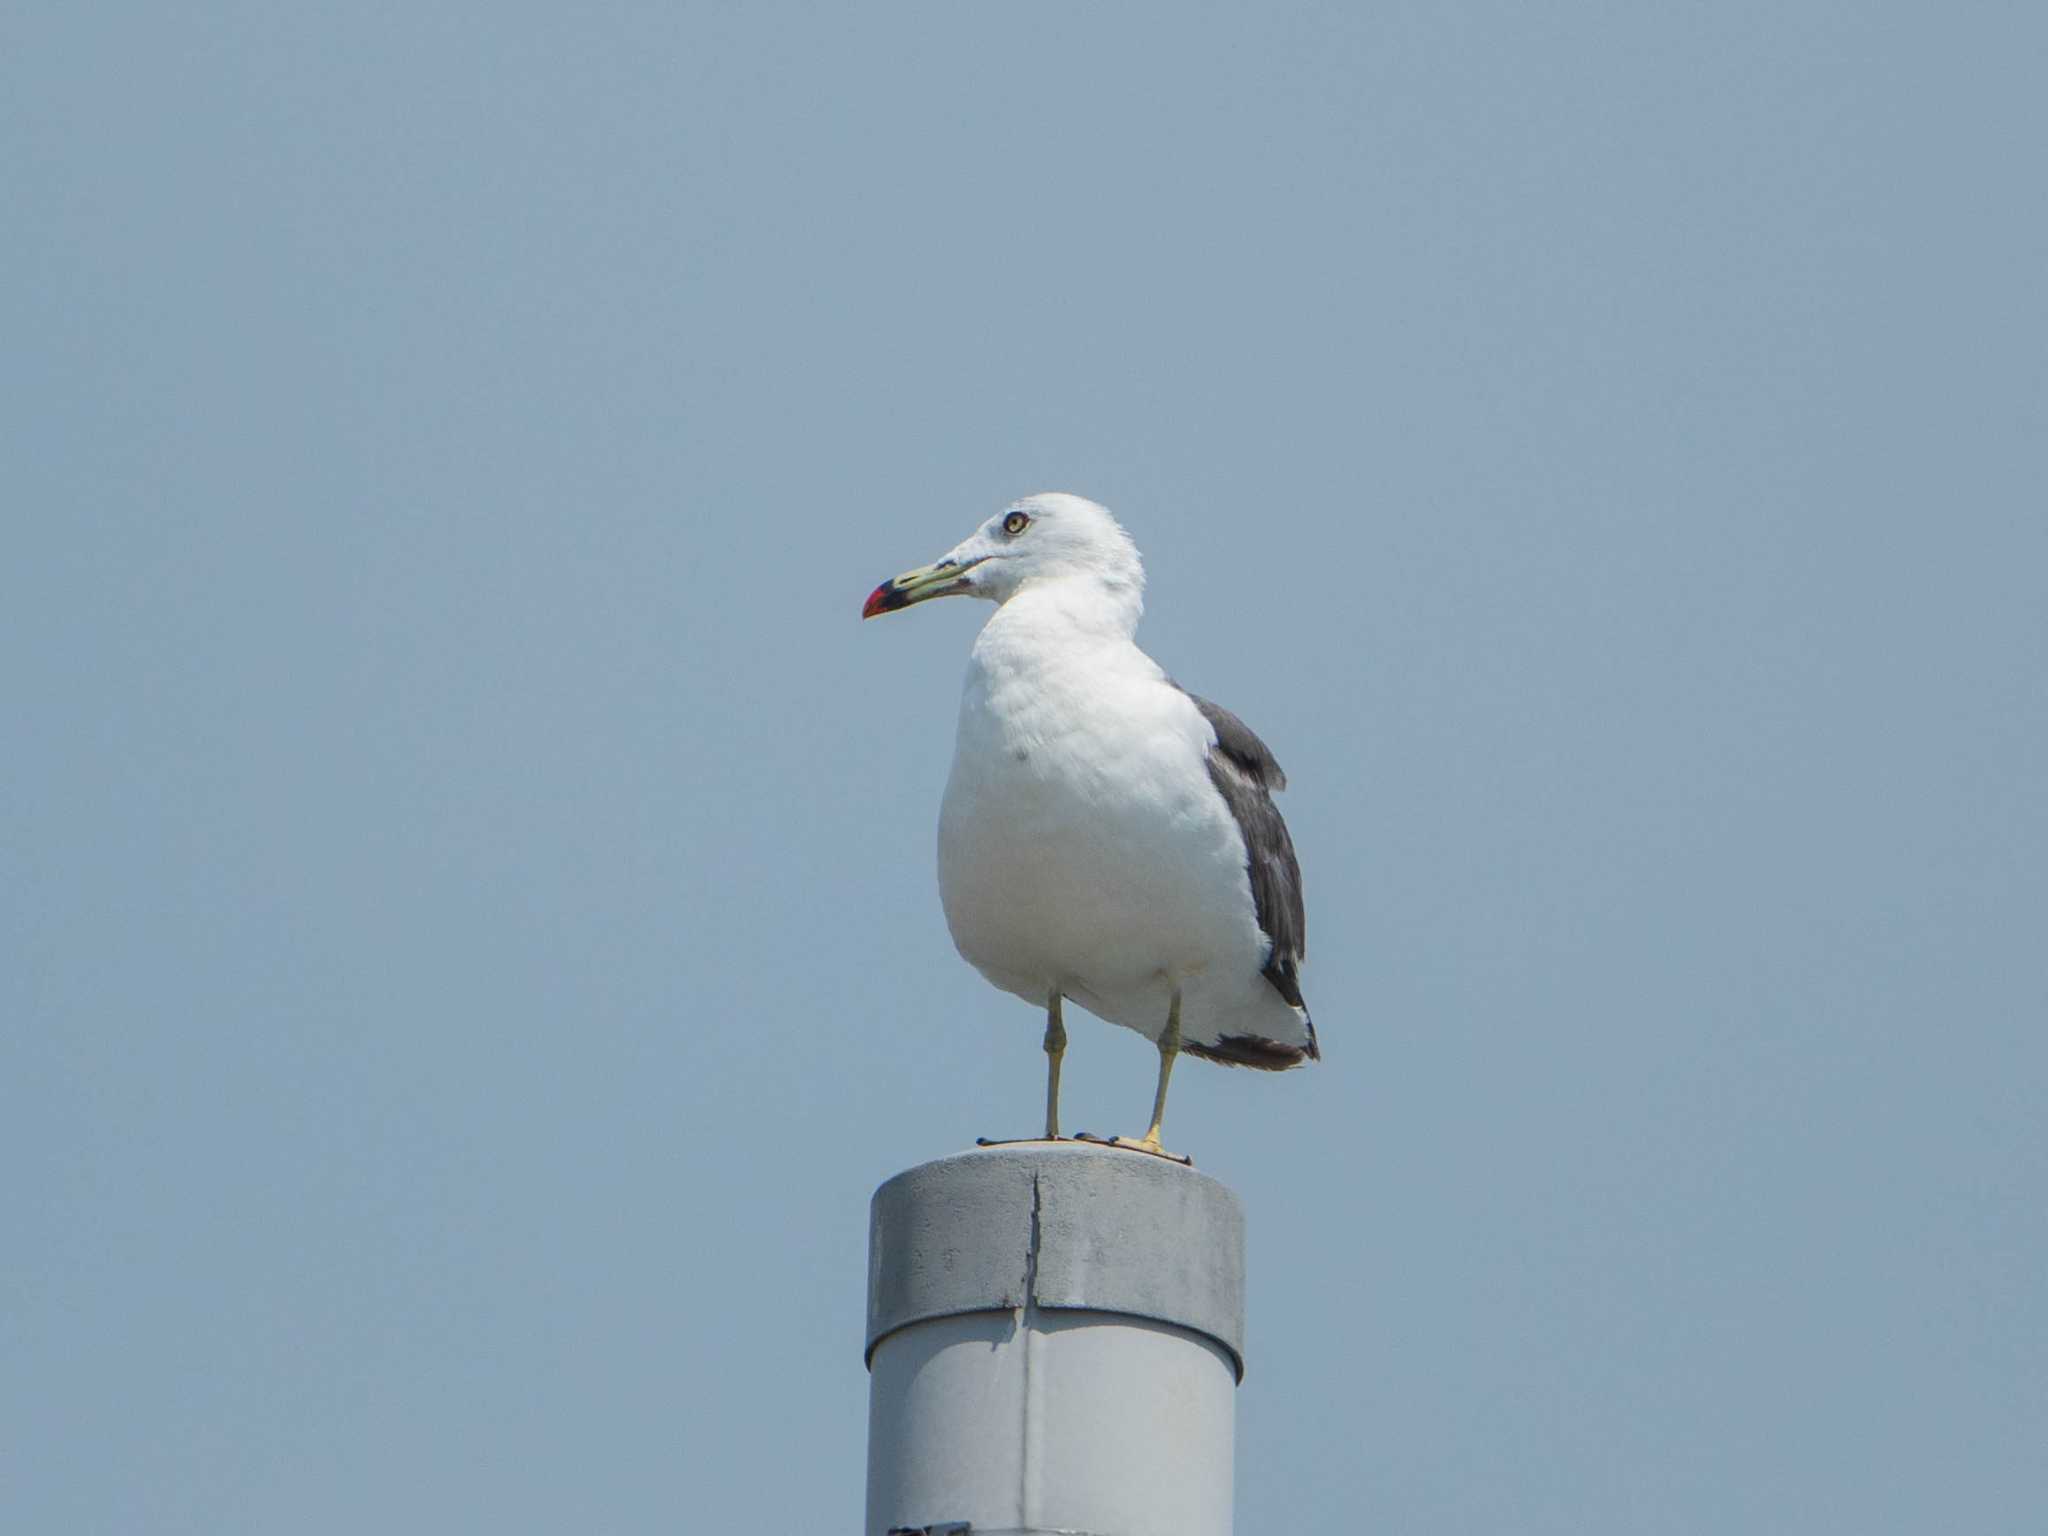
866, 1141, 1248, 1378
866, 1142, 1246, 1535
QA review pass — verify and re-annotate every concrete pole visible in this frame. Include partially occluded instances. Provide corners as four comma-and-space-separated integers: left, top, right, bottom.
865, 1142, 1246, 1536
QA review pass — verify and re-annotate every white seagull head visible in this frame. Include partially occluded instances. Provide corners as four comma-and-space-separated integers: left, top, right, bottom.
862, 492, 1144, 623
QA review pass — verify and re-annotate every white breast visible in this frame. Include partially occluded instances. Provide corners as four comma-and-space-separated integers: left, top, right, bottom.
936, 594, 1271, 1044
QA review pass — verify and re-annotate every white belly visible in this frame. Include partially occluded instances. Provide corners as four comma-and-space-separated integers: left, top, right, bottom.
936, 646, 1279, 1047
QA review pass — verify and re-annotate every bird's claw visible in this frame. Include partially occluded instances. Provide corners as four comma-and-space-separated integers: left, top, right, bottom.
1072, 1130, 1192, 1165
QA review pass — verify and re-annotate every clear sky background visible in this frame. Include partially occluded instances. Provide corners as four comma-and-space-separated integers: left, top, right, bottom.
5, 4, 2044, 1531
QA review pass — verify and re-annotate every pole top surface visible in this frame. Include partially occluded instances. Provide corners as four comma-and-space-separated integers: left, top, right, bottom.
867, 1141, 1248, 1379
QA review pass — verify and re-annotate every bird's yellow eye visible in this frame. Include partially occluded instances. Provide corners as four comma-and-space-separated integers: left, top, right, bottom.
1003, 511, 1030, 536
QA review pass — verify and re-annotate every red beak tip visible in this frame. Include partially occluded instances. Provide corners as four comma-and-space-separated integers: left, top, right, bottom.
862, 584, 890, 619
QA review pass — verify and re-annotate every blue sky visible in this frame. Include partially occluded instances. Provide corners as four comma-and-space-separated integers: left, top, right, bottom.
5, 4, 2044, 1531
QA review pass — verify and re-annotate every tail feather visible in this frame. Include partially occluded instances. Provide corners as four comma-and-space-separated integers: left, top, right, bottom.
1186, 1014, 1320, 1070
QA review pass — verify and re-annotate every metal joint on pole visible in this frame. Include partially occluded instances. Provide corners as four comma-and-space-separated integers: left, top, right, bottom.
865, 1143, 1246, 1536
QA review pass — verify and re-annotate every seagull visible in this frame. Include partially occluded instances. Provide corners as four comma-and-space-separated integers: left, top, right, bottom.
862, 493, 1319, 1157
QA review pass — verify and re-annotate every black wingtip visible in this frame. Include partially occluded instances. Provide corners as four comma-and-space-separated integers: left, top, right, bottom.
1185, 1032, 1317, 1070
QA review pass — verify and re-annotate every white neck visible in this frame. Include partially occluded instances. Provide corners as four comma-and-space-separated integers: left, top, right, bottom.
988, 572, 1144, 644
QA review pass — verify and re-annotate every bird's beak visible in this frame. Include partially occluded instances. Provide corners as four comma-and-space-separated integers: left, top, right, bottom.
862, 555, 986, 619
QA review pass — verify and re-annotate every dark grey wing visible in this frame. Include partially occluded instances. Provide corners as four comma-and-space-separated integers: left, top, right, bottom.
1185, 692, 1307, 1010
1190, 696, 1287, 792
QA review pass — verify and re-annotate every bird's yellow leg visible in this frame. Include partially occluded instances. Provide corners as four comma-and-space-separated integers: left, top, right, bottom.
1042, 993, 1067, 1140
1117, 988, 1182, 1156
